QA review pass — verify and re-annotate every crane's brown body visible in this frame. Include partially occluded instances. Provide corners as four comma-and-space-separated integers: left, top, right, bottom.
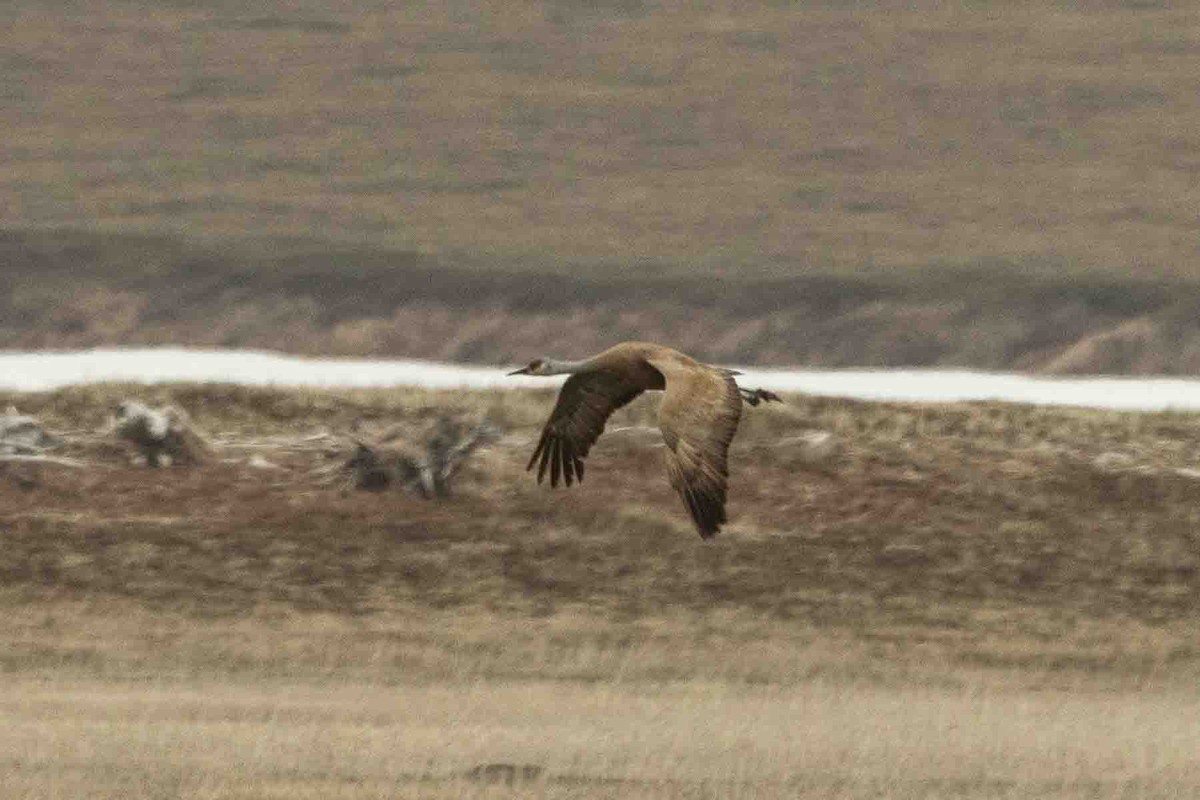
510, 342, 778, 538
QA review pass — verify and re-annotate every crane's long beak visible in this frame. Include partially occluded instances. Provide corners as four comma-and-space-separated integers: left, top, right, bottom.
507, 366, 531, 376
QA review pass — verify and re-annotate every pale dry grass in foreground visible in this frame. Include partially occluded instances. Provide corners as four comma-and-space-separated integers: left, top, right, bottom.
1, 677, 1197, 800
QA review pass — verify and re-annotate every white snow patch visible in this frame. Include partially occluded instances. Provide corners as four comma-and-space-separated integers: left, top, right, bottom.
1, 347, 1198, 412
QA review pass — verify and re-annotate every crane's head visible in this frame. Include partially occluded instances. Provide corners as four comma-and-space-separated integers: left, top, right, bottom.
507, 358, 547, 376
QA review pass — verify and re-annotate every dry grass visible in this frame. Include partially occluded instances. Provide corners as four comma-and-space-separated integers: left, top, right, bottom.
4, 384, 1200, 795
3, 676, 1199, 799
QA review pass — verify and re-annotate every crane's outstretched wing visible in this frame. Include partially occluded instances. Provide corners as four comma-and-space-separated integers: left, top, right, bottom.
527, 371, 646, 488
652, 365, 743, 538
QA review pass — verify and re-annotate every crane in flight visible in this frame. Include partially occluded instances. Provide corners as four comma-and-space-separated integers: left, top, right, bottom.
508, 342, 780, 538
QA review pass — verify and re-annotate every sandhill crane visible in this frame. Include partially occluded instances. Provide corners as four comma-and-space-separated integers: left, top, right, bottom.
508, 342, 780, 538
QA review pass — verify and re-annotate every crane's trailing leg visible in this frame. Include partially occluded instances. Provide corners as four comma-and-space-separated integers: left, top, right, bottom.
738, 387, 781, 406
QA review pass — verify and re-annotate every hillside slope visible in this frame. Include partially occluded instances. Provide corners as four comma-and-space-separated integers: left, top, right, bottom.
6, 228, 1200, 372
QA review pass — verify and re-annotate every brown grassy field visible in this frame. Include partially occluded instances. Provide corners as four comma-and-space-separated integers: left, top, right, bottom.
6, 0, 1199, 276
8, 1, 1200, 369
3, 384, 1200, 797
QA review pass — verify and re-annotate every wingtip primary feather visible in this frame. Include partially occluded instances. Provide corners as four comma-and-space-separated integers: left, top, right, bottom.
536, 438, 551, 484
527, 431, 547, 473
678, 481, 721, 539
561, 440, 576, 487
549, 437, 562, 488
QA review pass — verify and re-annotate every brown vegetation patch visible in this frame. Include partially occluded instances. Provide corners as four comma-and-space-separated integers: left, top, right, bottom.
4, 383, 1200, 683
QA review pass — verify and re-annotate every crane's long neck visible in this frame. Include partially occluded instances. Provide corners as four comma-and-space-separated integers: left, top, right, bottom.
542, 358, 590, 376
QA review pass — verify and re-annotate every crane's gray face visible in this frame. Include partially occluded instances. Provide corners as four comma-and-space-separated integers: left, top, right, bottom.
507, 358, 545, 376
